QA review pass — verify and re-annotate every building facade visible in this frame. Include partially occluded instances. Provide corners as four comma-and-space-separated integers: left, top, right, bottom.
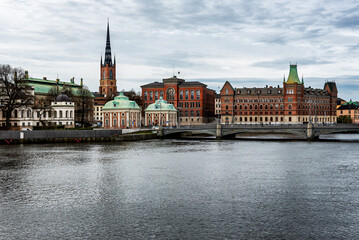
144, 98, 177, 127
220, 65, 338, 124
0, 92, 75, 129
215, 94, 221, 118
23, 72, 94, 126
337, 101, 359, 124
141, 76, 215, 125
102, 93, 141, 129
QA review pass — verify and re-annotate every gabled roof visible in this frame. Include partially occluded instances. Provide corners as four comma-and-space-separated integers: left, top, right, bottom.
220, 81, 235, 93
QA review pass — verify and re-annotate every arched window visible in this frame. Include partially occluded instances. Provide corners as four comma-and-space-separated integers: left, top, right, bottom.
179, 90, 183, 100
190, 110, 194, 116
66, 111, 68, 118
114, 119, 117, 126
179, 110, 183, 117
103, 70, 105, 79
249, 105, 252, 110
185, 90, 189, 100
59, 111, 63, 118
226, 105, 229, 110
191, 90, 194, 100
27, 110, 31, 118
155, 91, 158, 100
196, 110, 200, 116
144, 91, 148, 100
226, 89, 228, 94
239, 105, 242, 110
196, 90, 200, 100
14, 110, 17, 118
288, 104, 292, 110
70, 111, 73, 118
54, 111, 57, 118
109, 70, 113, 79
185, 110, 188, 116
160, 91, 163, 98
150, 91, 153, 100
166, 88, 175, 101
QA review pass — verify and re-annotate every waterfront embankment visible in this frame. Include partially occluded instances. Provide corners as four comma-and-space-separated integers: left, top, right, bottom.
0, 129, 123, 144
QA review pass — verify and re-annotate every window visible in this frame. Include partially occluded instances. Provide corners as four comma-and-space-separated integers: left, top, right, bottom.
155, 91, 158, 100
185, 111, 188, 116
196, 90, 200, 100
226, 89, 228, 94
150, 91, 153, 101
166, 88, 175, 101
196, 110, 200, 116
109, 70, 113, 79
103, 70, 105, 79
144, 91, 148, 100
114, 119, 117, 126
59, 111, 63, 118
66, 111, 68, 118
185, 90, 189, 100
160, 91, 163, 98
191, 90, 194, 100
180, 90, 183, 100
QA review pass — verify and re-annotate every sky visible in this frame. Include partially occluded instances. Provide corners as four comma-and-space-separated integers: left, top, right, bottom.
1, 0, 359, 100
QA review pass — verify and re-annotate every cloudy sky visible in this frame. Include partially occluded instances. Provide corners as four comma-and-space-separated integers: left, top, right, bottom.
1, 0, 359, 100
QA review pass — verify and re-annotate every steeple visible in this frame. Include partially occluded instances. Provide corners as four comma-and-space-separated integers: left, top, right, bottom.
104, 18, 112, 66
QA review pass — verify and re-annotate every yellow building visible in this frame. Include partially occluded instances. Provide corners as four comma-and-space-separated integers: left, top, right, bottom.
337, 100, 359, 124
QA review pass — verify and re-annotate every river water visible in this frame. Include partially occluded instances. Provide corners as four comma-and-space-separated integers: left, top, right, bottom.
0, 136, 358, 239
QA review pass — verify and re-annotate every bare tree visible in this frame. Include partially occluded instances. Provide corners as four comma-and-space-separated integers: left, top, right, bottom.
76, 86, 93, 127
0, 64, 34, 129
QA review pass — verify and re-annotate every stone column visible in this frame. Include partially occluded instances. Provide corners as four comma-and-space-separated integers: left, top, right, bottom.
216, 123, 222, 139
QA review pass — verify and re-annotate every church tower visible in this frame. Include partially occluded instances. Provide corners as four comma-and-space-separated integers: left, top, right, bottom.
99, 20, 117, 99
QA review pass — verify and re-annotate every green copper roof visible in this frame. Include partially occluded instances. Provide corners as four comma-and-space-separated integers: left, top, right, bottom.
102, 92, 141, 110
286, 65, 302, 84
24, 77, 94, 97
145, 97, 177, 111
342, 100, 359, 106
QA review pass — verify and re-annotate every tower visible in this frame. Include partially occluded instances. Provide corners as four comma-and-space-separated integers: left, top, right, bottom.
100, 20, 117, 99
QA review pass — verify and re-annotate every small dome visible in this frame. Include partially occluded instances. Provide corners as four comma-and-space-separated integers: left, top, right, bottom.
56, 93, 70, 102
145, 97, 177, 112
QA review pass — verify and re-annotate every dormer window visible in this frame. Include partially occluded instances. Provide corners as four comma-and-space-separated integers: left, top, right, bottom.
247, 89, 251, 94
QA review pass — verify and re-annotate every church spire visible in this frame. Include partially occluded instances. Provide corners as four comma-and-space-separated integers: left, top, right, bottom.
104, 18, 112, 66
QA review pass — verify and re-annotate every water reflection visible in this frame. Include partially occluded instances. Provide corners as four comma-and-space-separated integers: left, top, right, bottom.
0, 139, 358, 239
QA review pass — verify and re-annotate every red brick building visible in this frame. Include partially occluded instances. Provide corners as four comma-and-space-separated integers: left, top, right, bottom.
141, 76, 215, 125
220, 65, 337, 124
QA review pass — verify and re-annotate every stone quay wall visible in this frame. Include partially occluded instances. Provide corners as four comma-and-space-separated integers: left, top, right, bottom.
0, 129, 123, 144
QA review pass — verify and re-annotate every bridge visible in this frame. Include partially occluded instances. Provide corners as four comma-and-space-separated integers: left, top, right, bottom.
158, 123, 359, 140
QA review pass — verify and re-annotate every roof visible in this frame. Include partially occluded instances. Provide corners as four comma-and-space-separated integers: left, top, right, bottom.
102, 92, 141, 110
234, 86, 283, 96
342, 100, 359, 106
56, 93, 71, 102
145, 97, 177, 112
141, 77, 207, 88
286, 65, 302, 84
25, 77, 95, 97
337, 102, 359, 110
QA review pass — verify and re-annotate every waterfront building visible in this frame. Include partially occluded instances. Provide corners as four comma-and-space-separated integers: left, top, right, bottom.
220, 64, 337, 124
93, 21, 117, 125
23, 72, 94, 125
215, 94, 221, 118
102, 92, 141, 129
141, 76, 216, 125
337, 100, 359, 124
144, 97, 177, 127
0, 92, 75, 129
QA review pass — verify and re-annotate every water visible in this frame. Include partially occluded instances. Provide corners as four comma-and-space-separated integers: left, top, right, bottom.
0, 138, 358, 239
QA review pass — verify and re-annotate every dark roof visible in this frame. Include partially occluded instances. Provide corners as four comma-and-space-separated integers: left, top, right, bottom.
92, 92, 104, 98
141, 82, 164, 88
337, 103, 359, 110
178, 81, 207, 87
56, 93, 70, 102
234, 87, 283, 96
